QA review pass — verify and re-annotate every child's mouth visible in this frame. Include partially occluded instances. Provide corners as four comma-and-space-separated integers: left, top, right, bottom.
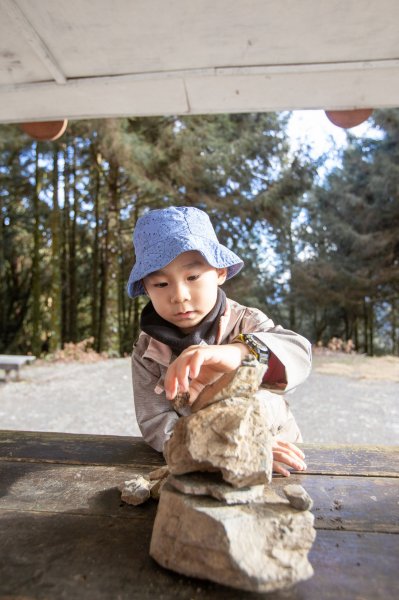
176, 311, 195, 319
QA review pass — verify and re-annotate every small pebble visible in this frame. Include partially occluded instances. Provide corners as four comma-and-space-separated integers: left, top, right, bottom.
283, 484, 313, 511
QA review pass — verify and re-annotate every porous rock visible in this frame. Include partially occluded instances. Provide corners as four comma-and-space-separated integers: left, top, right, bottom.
119, 475, 152, 506
168, 472, 265, 505
150, 476, 167, 500
150, 482, 316, 592
191, 356, 266, 412
164, 394, 273, 487
283, 484, 314, 511
148, 465, 169, 481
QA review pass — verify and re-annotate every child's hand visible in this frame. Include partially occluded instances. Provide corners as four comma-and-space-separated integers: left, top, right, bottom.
164, 343, 248, 403
272, 440, 307, 477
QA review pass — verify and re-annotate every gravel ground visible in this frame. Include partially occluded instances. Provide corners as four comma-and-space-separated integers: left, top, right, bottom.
0, 357, 398, 445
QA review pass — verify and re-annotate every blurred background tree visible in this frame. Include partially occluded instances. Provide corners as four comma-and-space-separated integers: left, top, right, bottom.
0, 109, 398, 357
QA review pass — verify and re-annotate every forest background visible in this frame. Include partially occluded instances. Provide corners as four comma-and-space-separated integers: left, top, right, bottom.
1, 109, 398, 358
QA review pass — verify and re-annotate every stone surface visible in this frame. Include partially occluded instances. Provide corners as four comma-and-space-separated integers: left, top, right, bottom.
150, 476, 167, 500
165, 356, 273, 488
164, 394, 273, 487
168, 472, 265, 504
119, 475, 152, 506
284, 484, 314, 511
172, 391, 190, 411
150, 482, 316, 592
148, 465, 169, 480
191, 356, 266, 412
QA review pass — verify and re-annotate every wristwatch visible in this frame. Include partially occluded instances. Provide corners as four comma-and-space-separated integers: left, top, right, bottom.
234, 333, 271, 366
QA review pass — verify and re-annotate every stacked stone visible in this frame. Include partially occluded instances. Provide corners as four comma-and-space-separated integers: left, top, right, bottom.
150, 357, 316, 593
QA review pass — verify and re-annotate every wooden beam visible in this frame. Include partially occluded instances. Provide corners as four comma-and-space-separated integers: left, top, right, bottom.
2, 0, 67, 85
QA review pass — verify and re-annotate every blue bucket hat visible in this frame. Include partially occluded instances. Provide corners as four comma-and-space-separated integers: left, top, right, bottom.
127, 206, 244, 298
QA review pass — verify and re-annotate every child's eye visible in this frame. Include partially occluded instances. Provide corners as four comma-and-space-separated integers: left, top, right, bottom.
187, 274, 200, 281
154, 282, 168, 288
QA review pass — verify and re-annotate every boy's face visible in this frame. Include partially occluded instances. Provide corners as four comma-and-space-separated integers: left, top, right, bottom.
143, 251, 227, 333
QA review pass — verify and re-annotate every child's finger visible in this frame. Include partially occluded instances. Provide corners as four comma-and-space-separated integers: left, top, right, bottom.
176, 363, 191, 392
165, 378, 178, 401
272, 461, 291, 477
274, 440, 305, 460
272, 449, 307, 471
187, 349, 207, 379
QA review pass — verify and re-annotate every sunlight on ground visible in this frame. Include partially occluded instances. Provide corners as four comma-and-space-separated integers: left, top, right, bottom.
312, 353, 399, 382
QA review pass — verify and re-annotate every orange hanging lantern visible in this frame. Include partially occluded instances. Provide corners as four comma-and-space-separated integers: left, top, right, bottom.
325, 109, 373, 129
20, 119, 68, 141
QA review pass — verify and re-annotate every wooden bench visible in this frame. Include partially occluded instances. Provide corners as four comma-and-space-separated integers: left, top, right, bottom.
0, 430, 398, 599
0, 355, 36, 381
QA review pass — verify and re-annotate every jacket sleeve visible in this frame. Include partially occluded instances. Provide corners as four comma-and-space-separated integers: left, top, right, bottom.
239, 308, 312, 392
131, 341, 179, 453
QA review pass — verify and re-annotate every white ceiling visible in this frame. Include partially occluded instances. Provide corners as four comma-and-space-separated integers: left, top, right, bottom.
1, 0, 398, 123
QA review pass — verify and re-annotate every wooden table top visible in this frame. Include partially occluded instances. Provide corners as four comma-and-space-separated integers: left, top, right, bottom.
0, 430, 398, 599
0, 355, 36, 366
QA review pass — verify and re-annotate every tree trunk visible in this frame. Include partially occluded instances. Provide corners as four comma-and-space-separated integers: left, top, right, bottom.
353, 317, 359, 352
105, 158, 120, 352
69, 143, 78, 342
131, 201, 141, 344
363, 298, 369, 354
391, 298, 397, 355
97, 159, 119, 353
61, 145, 70, 344
31, 143, 41, 356
287, 222, 296, 331
368, 301, 374, 357
0, 190, 5, 345
49, 147, 62, 352
91, 161, 101, 347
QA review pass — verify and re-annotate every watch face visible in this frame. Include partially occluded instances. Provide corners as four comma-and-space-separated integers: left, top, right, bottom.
242, 334, 270, 364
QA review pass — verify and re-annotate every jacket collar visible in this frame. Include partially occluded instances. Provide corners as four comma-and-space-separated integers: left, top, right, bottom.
142, 297, 235, 366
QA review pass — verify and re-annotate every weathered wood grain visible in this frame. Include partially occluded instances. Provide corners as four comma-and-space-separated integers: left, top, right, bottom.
0, 509, 397, 600
300, 443, 399, 477
0, 462, 397, 533
0, 430, 398, 599
1, 432, 397, 476
272, 474, 399, 533
0, 430, 164, 467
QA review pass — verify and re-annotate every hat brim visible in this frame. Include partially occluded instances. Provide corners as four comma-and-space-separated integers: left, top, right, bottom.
127, 235, 243, 298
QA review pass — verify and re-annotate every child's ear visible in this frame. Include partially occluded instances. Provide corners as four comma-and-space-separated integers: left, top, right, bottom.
217, 268, 228, 285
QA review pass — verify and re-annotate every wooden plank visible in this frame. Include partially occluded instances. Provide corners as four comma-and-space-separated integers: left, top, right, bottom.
300, 443, 399, 477
0, 508, 397, 600
1, 431, 398, 477
272, 474, 399, 533
0, 461, 158, 518
0, 354, 36, 365
1, 431, 397, 476
1, 461, 398, 534
297, 529, 399, 600
0, 430, 164, 468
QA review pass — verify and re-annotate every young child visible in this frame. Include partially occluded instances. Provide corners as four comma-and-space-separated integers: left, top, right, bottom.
127, 206, 311, 477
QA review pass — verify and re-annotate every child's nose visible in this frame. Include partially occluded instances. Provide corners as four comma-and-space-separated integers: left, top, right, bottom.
171, 282, 190, 303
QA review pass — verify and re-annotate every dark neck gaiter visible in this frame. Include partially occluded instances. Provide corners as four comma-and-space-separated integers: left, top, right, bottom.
140, 287, 226, 356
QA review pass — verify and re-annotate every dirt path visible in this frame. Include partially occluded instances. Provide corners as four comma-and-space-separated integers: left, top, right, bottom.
0, 354, 398, 445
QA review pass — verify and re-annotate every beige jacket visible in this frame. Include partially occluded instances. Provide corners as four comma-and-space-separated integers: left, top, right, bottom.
131, 298, 312, 452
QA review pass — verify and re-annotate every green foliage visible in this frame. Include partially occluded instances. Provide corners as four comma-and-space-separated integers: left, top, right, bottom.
294, 109, 399, 353
0, 110, 398, 357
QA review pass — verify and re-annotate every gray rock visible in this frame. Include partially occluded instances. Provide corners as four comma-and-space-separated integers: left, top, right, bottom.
150, 476, 167, 500
164, 394, 273, 487
119, 475, 152, 506
283, 484, 314, 511
150, 482, 316, 592
191, 356, 266, 412
148, 465, 169, 480
168, 472, 265, 504
172, 391, 190, 411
